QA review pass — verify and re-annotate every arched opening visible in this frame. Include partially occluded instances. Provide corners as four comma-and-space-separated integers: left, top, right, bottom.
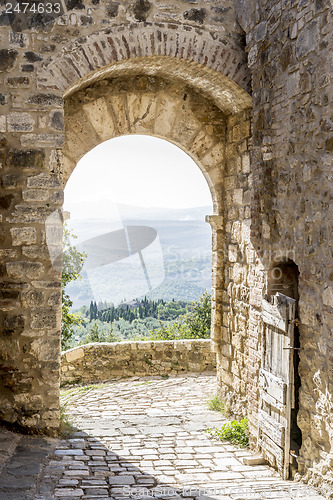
63, 134, 213, 346
267, 260, 299, 302
60, 68, 252, 415
61, 71, 234, 354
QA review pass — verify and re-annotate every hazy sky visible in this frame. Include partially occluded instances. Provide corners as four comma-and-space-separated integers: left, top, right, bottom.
64, 135, 213, 210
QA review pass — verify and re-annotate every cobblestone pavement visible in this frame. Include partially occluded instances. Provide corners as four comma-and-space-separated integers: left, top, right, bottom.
0, 374, 327, 499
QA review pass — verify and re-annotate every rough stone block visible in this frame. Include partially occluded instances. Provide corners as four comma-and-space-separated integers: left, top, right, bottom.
0, 115, 5, 132
132, 0, 151, 22
30, 308, 58, 329
27, 173, 61, 188
7, 148, 45, 169
83, 98, 115, 141
27, 94, 63, 106
2, 313, 25, 334
7, 113, 34, 132
10, 227, 37, 246
22, 290, 45, 307
201, 142, 224, 169
20, 134, 64, 148
233, 189, 243, 206
6, 261, 43, 279
0, 194, 14, 209
0, 49, 18, 71
6, 76, 30, 87
323, 287, 333, 308
228, 245, 238, 263
66, 348, 85, 363
50, 110, 64, 131
22, 189, 49, 202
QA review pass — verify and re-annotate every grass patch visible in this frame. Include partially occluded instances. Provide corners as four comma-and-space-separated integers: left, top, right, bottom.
207, 395, 230, 416
60, 383, 106, 411
60, 377, 82, 388
59, 404, 77, 437
60, 383, 104, 398
207, 418, 249, 447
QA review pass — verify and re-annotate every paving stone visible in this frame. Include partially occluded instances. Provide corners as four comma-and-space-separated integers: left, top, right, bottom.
0, 375, 326, 500
0, 472, 36, 489
0, 492, 34, 500
63, 470, 90, 476
54, 488, 84, 497
109, 476, 135, 485
59, 479, 80, 486
82, 489, 109, 495
54, 450, 84, 456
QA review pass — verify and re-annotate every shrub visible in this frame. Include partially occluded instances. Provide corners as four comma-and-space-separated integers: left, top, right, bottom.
207, 418, 249, 447
148, 291, 211, 340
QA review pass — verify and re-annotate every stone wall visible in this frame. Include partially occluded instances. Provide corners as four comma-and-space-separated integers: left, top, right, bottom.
234, 0, 333, 494
61, 339, 216, 384
208, 108, 253, 419
0, 0, 332, 493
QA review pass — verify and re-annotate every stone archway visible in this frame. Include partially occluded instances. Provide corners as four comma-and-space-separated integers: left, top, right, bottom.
37, 23, 251, 97
1, 29, 251, 434
62, 66, 252, 354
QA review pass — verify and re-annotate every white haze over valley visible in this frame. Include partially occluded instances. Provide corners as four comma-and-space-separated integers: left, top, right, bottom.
63, 136, 213, 307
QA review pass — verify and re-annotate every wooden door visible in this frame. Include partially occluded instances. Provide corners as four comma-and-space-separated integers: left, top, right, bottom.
258, 292, 296, 480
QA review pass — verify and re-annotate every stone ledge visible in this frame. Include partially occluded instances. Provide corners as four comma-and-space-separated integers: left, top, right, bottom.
61, 339, 216, 385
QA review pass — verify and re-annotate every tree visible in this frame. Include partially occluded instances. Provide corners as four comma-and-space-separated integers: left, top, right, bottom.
61, 223, 87, 350
148, 291, 211, 341
85, 321, 105, 343
106, 324, 121, 343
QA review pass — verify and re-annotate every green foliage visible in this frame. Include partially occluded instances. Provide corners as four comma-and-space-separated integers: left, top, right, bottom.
107, 325, 121, 343
207, 395, 230, 416
81, 321, 122, 344
207, 419, 249, 447
61, 224, 86, 350
147, 291, 211, 340
87, 297, 193, 324
59, 403, 77, 437
86, 321, 102, 343
63, 293, 211, 348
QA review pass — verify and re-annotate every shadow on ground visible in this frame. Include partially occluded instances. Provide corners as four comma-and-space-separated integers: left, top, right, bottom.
0, 424, 236, 500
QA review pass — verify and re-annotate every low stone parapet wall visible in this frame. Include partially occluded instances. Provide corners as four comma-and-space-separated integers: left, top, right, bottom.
61, 339, 216, 385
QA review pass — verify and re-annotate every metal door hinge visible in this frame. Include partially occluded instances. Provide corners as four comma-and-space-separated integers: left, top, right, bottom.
288, 318, 300, 326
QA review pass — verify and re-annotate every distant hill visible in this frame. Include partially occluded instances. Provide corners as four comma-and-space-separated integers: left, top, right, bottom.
64, 201, 212, 226
65, 204, 213, 308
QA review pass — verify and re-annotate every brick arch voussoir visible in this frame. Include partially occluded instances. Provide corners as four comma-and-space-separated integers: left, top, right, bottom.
37, 23, 251, 108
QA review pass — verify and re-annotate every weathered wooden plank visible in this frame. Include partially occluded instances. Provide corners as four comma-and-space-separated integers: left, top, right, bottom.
258, 409, 285, 447
262, 299, 287, 330
259, 434, 284, 466
259, 369, 287, 404
275, 292, 296, 308
260, 389, 285, 413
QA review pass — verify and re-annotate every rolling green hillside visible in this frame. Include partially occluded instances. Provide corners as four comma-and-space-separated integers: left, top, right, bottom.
65, 206, 212, 308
